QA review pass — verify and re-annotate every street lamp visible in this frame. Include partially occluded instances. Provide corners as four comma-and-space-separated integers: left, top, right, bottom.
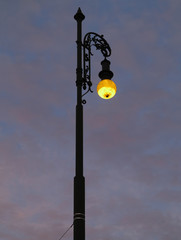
97, 59, 116, 99
74, 8, 116, 240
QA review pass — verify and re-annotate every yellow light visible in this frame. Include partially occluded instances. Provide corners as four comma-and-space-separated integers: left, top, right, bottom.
97, 79, 117, 99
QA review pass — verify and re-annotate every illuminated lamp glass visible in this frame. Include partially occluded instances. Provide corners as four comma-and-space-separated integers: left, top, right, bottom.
97, 79, 117, 99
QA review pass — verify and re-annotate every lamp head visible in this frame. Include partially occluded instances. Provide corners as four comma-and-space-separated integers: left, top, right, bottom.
97, 59, 116, 99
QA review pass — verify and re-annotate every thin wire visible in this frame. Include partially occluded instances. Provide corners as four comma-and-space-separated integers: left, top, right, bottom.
58, 223, 74, 240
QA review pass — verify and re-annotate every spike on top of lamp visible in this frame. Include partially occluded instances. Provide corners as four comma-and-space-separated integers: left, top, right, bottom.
97, 59, 116, 99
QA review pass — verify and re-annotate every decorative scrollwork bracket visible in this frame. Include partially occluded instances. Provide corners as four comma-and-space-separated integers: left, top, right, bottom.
81, 32, 112, 102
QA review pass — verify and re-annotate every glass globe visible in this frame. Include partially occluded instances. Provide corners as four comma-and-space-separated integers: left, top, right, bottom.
97, 79, 117, 99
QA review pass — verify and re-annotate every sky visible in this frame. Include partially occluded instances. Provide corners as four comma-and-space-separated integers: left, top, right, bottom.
0, 0, 181, 240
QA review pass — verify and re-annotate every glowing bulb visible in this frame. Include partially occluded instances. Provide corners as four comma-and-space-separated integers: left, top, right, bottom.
97, 79, 117, 99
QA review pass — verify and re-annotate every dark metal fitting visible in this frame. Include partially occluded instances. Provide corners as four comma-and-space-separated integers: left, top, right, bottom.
99, 59, 114, 80
74, 213, 85, 221
74, 8, 85, 21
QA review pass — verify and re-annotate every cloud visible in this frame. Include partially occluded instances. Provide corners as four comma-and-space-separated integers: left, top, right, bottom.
0, 0, 181, 240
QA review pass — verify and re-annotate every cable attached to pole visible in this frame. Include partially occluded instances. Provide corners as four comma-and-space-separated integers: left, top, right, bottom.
58, 223, 74, 240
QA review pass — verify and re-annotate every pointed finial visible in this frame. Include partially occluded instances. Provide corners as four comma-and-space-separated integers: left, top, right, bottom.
74, 7, 85, 21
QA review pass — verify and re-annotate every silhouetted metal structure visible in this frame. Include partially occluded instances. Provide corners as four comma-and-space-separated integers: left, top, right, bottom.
74, 8, 114, 240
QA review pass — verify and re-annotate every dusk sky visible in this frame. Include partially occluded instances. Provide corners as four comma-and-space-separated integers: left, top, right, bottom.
1, 0, 181, 240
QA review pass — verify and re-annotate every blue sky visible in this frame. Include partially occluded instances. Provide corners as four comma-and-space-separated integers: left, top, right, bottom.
0, 0, 181, 240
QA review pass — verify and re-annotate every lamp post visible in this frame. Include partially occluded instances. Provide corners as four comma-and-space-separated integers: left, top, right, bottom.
74, 8, 116, 240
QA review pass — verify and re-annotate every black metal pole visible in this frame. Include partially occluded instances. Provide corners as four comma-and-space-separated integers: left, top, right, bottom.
74, 8, 85, 240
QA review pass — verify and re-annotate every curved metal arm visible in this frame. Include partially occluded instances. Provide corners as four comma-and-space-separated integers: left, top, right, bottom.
84, 32, 111, 57
82, 32, 112, 102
